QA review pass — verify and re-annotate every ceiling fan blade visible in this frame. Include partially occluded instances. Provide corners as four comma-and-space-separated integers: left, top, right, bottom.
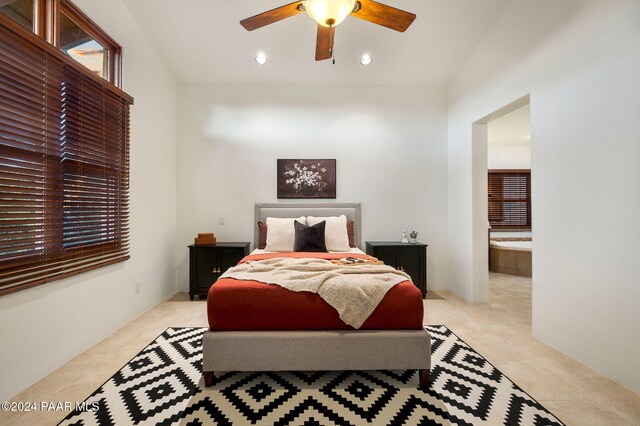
315, 25, 335, 61
351, 0, 416, 32
240, 1, 304, 31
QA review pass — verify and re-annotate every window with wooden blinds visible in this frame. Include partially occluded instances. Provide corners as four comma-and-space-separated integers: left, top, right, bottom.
0, 18, 133, 296
488, 170, 531, 230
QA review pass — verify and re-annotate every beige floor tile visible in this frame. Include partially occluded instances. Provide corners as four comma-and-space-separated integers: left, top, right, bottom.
541, 400, 637, 426
494, 360, 587, 401
564, 375, 640, 424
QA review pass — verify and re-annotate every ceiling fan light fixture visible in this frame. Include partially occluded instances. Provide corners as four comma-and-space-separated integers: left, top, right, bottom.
305, 0, 356, 28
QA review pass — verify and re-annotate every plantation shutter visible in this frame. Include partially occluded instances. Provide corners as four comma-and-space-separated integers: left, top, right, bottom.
0, 21, 131, 296
488, 170, 531, 230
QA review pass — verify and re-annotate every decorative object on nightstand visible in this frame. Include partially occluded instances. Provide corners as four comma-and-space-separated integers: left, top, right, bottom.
194, 232, 216, 245
189, 243, 250, 300
401, 230, 409, 243
409, 231, 418, 244
365, 241, 428, 298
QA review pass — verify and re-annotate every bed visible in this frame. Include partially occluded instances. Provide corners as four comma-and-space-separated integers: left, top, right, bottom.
202, 203, 431, 386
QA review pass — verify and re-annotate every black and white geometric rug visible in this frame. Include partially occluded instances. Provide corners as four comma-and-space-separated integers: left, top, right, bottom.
59, 326, 564, 425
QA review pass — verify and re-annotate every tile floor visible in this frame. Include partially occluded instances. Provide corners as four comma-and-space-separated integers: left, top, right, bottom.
1, 273, 639, 425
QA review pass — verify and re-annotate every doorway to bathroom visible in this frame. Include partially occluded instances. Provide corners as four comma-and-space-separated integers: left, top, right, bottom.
487, 103, 532, 279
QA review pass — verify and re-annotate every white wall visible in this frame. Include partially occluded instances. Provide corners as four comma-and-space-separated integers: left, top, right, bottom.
487, 104, 532, 169
487, 144, 531, 169
176, 85, 449, 293
447, 0, 640, 392
0, 0, 178, 401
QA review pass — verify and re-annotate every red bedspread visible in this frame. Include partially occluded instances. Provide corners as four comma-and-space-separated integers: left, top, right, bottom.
207, 252, 423, 331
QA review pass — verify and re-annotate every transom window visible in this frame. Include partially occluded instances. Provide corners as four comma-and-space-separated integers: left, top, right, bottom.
60, 12, 107, 78
0, 0, 121, 86
0, 0, 34, 31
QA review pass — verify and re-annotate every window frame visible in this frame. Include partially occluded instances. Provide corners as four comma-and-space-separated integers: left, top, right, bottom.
57, 0, 122, 86
0, 6, 132, 297
488, 169, 532, 231
1, 0, 122, 87
0, 1, 128, 99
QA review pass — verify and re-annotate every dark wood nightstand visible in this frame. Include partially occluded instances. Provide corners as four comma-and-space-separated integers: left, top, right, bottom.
365, 241, 428, 298
189, 243, 250, 300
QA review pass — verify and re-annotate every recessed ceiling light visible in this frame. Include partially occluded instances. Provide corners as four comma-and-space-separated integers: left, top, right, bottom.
255, 52, 267, 65
360, 54, 372, 65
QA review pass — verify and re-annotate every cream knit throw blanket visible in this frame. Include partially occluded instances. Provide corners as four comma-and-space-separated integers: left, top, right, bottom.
220, 257, 412, 329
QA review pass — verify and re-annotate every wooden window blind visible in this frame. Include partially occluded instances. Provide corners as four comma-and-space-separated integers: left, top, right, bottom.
0, 18, 132, 296
488, 169, 531, 230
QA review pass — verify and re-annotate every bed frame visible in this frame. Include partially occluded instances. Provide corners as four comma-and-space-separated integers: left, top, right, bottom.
203, 203, 431, 386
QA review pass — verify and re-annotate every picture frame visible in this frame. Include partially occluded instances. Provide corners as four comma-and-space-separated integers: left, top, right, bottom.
277, 159, 337, 199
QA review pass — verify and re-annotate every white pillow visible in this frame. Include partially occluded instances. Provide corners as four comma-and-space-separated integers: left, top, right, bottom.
306, 215, 350, 252
264, 217, 306, 252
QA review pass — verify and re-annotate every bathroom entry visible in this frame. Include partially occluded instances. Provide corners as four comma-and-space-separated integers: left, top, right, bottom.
487, 104, 532, 277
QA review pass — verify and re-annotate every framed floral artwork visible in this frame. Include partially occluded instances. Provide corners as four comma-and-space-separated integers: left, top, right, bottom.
277, 159, 337, 199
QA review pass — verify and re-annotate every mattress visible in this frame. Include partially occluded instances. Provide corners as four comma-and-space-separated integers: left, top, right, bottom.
207, 252, 423, 331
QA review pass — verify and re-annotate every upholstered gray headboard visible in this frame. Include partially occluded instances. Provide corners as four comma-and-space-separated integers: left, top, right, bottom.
254, 203, 362, 249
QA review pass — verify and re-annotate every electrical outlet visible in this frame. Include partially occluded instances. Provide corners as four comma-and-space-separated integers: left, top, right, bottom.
135, 281, 141, 294
219, 216, 225, 225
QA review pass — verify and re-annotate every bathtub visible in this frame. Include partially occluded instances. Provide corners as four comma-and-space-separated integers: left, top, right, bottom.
489, 240, 532, 277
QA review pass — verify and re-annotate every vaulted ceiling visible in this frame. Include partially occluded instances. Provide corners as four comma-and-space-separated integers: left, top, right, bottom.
122, 0, 509, 85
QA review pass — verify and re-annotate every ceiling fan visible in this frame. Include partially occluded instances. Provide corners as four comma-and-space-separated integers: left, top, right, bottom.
240, 0, 416, 61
